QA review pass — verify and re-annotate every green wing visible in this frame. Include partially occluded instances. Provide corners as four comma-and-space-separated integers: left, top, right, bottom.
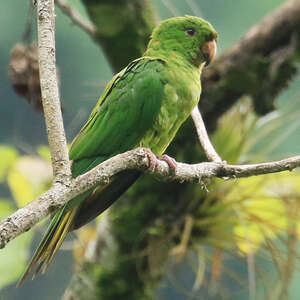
18, 57, 167, 284
70, 57, 166, 177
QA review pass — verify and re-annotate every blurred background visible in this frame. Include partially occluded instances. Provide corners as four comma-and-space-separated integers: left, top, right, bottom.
1, 0, 300, 299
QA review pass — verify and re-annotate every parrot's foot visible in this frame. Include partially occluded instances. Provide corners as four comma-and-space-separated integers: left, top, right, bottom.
159, 154, 177, 175
145, 149, 159, 172
145, 150, 177, 174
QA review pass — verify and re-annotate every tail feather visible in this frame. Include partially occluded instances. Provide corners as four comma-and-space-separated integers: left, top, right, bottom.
71, 170, 140, 230
42, 208, 77, 273
17, 206, 78, 286
18, 170, 141, 286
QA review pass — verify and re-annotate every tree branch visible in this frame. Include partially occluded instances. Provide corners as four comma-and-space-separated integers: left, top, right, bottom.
191, 106, 222, 162
55, 0, 97, 37
0, 147, 299, 249
37, 0, 71, 182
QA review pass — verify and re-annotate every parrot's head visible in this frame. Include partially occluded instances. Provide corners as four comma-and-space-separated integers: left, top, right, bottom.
146, 16, 218, 68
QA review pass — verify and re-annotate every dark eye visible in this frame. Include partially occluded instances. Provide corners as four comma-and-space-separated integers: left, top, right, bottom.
185, 28, 196, 37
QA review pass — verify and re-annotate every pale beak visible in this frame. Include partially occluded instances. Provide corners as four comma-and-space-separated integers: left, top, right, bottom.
202, 39, 217, 66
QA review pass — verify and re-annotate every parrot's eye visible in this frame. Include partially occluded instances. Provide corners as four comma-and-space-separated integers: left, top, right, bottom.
185, 28, 196, 37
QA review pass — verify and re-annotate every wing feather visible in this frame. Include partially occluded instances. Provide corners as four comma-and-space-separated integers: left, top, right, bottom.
69, 57, 166, 173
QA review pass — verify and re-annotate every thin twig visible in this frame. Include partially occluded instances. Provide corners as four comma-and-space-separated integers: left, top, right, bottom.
191, 106, 222, 162
37, 0, 71, 182
0, 147, 300, 249
55, 0, 96, 37
161, 0, 180, 16
22, 0, 34, 44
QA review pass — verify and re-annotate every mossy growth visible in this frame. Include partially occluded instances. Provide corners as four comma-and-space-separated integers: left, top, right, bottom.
82, 0, 157, 72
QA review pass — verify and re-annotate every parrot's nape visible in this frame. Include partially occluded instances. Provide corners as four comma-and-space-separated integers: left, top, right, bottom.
18, 15, 217, 285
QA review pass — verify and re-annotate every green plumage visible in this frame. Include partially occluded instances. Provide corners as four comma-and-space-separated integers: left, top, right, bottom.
70, 57, 166, 176
19, 16, 217, 284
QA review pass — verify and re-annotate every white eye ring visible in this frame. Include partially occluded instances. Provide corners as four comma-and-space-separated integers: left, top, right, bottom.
185, 28, 196, 37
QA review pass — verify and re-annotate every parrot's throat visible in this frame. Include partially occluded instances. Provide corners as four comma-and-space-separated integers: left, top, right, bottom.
145, 43, 203, 70
145, 37, 208, 70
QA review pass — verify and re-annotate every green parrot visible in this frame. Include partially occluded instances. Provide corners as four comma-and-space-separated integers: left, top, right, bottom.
18, 15, 217, 284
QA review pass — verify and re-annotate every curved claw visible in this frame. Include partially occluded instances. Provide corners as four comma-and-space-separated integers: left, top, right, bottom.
145, 150, 177, 175
145, 149, 159, 172
159, 154, 177, 175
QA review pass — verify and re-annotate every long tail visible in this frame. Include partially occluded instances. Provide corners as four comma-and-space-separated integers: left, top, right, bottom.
17, 206, 78, 286
17, 170, 140, 285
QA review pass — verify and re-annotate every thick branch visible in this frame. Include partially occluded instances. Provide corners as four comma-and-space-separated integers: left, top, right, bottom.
37, 0, 71, 181
0, 147, 300, 249
201, 0, 300, 130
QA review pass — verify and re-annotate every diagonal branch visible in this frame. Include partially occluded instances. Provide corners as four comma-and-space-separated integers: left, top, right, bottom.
201, 0, 300, 131
191, 106, 222, 162
55, 0, 97, 37
0, 147, 300, 249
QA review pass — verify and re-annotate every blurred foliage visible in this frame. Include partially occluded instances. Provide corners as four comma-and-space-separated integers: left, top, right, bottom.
249, 88, 300, 159
70, 101, 300, 300
7, 155, 52, 207
231, 172, 300, 254
150, 102, 300, 299
0, 146, 52, 288
208, 102, 300, 254
0, 201, 32, 289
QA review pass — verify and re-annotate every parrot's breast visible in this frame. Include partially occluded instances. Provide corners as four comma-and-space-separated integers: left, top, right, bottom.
139, 63, 201, 155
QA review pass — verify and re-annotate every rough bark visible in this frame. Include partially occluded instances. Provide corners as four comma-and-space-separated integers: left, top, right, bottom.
37, 0, 71, 182
2, 146, 299, 249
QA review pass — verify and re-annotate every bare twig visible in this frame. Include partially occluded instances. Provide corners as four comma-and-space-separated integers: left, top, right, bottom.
22, 0, 34, 43
0, 147, 300, 249
37, 0, 71, 182
191, 106, 222, 162
55, 0, 96, 37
